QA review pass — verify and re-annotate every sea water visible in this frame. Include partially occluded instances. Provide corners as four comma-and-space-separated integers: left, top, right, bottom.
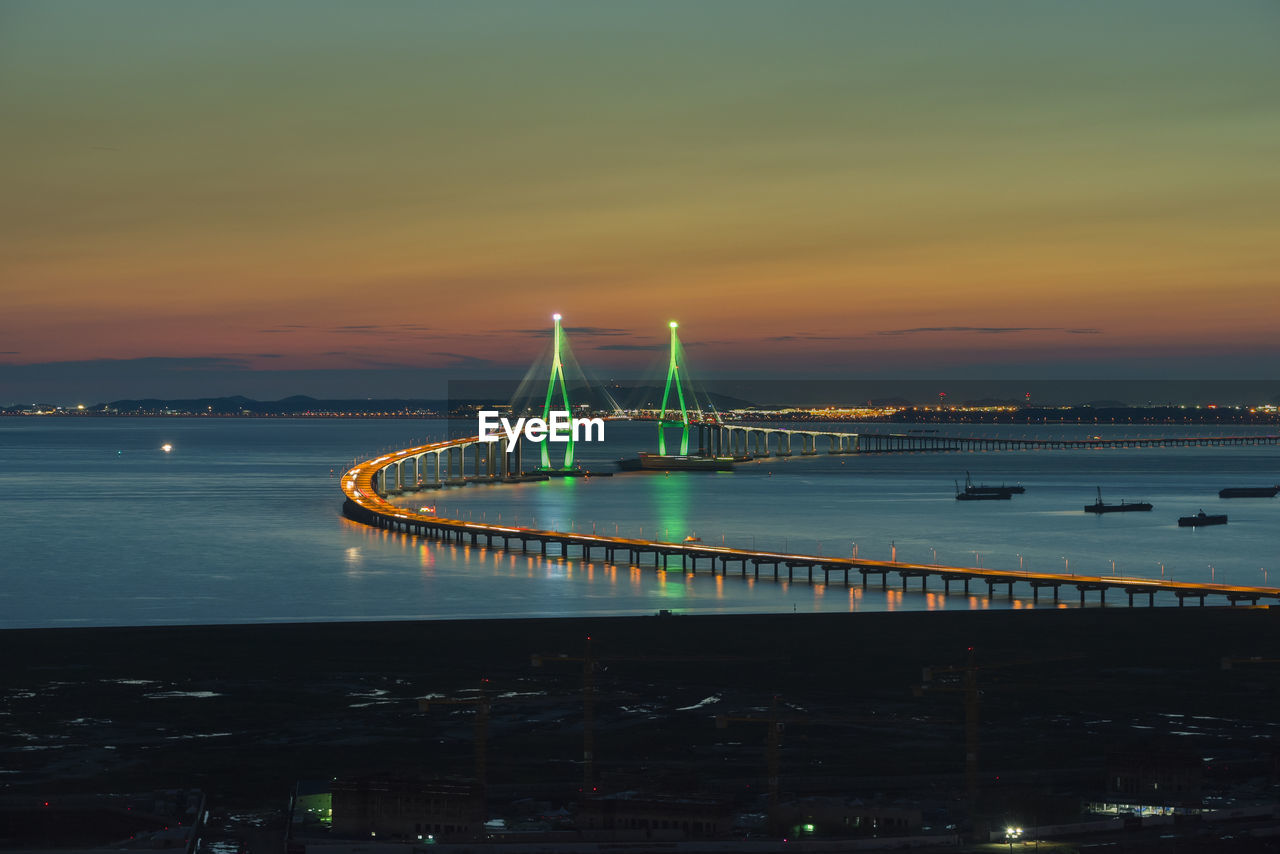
1, 417, 1276, 628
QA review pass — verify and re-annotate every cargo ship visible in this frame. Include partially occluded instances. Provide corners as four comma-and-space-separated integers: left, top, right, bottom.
1177, 510, 1228, 528
618, 453, 735, 472
1218, 485, 1279, 498
1084, 487, 1153, 514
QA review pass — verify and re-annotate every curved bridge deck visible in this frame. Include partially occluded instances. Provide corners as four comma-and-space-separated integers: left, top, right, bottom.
342, 437, 1280, 609
712, 423, 1280, 457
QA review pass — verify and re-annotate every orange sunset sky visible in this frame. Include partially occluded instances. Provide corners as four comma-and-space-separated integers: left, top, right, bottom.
2, 2, 1278, 401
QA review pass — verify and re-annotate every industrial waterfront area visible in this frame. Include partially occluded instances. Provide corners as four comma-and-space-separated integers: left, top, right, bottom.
4, 609, 1280, 851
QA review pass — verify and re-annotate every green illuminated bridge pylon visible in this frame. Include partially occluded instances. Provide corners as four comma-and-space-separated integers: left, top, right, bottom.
658, 321, 696, 456
540, 313, 575, 470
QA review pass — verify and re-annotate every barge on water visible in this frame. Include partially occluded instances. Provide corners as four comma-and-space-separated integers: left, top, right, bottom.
618, 453, 734, 472
955, 479, 1012, 501
1178, 510, 1228, 528
1218, 485, 1279, 498
1085, 487, 1153, 514
962, 471, 1025, 497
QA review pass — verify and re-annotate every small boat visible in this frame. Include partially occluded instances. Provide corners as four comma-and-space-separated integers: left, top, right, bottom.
963, 472, 1024, 496
956, 480, 1011, 501
1218, 485, 1279, 498
1178, 510, 1228, 528
1084, 487, 1153, 514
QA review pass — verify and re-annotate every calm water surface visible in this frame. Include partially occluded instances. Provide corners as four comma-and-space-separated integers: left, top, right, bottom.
2, 418, 1277, 628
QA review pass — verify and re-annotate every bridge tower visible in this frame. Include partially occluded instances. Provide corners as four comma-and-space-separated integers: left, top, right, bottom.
658, 321, 695, 456
540, 313, 575, 470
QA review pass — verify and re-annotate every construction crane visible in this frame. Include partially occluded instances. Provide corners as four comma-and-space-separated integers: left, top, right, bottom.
532, 636, 598, 794
915, 649, 1082, 812
714, 695, 789, 833
916, 648, 980, 809
418, 681, 490, 817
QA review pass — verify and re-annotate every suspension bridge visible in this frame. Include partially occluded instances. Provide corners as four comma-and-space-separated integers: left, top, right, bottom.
343, 314, 1280, 608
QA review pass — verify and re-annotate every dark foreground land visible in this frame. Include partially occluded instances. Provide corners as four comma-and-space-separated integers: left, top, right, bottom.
3, 608, 1280, 850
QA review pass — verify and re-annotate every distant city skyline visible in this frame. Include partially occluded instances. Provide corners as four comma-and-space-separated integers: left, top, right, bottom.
3, 1, 1278, 403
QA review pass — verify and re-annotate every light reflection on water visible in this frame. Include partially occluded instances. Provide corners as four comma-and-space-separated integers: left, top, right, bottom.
1, 417, 1277, 627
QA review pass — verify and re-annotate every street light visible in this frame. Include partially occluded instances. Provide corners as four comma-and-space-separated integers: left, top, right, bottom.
1063, 556, 1070, 575
1262, 567, 1269, 586
1004, 825, 1023, 850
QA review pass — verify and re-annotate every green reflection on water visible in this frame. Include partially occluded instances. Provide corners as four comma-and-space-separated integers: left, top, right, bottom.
649, 473, 691, 543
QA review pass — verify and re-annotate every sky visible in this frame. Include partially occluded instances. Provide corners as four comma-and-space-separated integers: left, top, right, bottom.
2, 1, 1278, 403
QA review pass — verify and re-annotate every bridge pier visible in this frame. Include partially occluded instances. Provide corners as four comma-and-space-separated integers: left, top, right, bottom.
822, 564, 850, 584
900, 571, 929, 592
1031, 582, 1061, 604
986, 578, 1014, 600
1075, 584, 1109, 607
859, 568, 890, 589
1126, 589, 1156, 607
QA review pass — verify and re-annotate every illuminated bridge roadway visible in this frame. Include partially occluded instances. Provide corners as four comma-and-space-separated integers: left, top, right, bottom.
342, 437, 1280, 609
707, 423, 1280, 457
